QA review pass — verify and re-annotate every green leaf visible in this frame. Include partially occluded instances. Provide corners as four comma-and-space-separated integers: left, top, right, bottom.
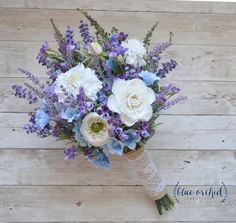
144, 21, 158, 47
50, 18, 64, 45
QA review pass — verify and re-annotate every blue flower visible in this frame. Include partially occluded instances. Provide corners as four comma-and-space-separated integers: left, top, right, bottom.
61, 107, 80, 122
138, 70, 160, 86
123, 130, 141, 150
35, 108, 50, 130
106, 59, 115, 70
86, 149, 111, 170
106, 138, 124, 156
73, 123, 88, 147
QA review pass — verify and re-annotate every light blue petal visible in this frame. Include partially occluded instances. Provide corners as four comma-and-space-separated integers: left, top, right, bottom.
123, 129, 138, 150
86, 149, 111, 170
61, 107, 80, 123
73, 123, 88, 147
107, 139, 124, 156
75, 132, 88, 147
139, 70, 160, 86
124, 141, 136, 150
35, 109, 50, 130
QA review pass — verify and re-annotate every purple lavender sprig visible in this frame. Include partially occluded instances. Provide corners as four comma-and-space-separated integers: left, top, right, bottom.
18, 68, 44, 89
163, 96, 187, 110
156, 59, 177, 78
150, 41, 172, 56
79, 20, 93, 45
12, 84, 38, 104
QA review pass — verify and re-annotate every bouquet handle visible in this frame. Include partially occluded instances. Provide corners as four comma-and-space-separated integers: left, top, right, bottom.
125, 148, 174, 214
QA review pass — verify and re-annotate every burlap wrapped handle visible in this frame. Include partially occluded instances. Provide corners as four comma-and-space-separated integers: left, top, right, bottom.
125, 148, 167, 200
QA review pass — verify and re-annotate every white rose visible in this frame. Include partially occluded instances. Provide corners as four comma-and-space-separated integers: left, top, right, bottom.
121, 39, 147, 67
54, 63, 102, 102
89, 42, 103, 55
107, 78, 155, 126
80, 113, 110, 147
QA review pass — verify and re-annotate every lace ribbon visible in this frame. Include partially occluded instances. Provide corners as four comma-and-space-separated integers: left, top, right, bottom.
125, 148, 167, 200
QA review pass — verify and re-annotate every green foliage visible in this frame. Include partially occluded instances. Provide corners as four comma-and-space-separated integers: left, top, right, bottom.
143, 21, 158, 47
111, 26, 119, 33
77, 8, 108, 42
50, 18, 64, 44
155, 194, 175, 215
58, 124, 74, 140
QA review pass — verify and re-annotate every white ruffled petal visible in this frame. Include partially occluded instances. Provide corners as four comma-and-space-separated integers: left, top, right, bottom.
107, 95, 121, 113
120, 113, 137, 126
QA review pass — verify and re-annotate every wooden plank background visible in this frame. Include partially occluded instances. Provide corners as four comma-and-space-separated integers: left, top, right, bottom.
0, 0, 236, 222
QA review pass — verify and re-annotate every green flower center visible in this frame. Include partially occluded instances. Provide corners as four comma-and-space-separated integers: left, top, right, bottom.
90, 121, 106, 133
67, 73, 78, 86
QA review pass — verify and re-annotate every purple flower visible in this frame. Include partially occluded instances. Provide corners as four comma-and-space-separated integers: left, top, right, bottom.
156, 84, 182, 107
150, 41, 171, 56
97, 91, 108, 106
64, 26, 76, 63
79, 20, 93, 45
37, 42, 49, 66
23, 113, 50, 138
163, 96, 187, 110
157, 59, 177, 78
18, 68, 41, 86
64, 145, 76, 160
104, 32, 127, 58
12, 84, 37, 104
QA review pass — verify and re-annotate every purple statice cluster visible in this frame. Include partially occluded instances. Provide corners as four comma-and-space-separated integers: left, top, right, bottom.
104, 32, 128, 58
12, 12, 185, 170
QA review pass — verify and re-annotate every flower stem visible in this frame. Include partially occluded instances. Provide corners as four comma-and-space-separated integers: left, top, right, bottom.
155, 193, 174, 215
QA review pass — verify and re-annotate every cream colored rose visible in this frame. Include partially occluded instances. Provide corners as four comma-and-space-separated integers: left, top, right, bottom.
80, 113, 110, 147
107, 78, 155, 126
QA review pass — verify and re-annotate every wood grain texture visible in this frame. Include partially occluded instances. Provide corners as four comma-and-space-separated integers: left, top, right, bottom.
2, 78, 236, 115
1, 42, 236, 81
0, 185, 235, 222
1, 9, 236, 45
0, 1, 235, 222
0, 114, 235, 150
0, 149, 235, 186
1, 0, 236, 14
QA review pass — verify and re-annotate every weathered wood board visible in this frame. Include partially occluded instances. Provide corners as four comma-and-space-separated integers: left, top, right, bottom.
1, 9, 236, 45
0, 0, 235, 222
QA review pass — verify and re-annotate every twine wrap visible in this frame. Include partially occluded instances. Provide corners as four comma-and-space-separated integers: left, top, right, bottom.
125, 148, 167, 200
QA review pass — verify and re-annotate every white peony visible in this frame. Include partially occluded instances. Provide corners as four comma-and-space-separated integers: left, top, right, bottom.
107, 78, 155, 126
121, 39, 147, 67
80, 112, 110, 147
54, 63, 102, 102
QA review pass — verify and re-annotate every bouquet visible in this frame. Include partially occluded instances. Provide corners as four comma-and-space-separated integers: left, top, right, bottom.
12, 9, 186, 215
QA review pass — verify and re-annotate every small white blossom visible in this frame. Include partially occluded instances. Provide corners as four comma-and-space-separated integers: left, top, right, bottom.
54, 63, 102, 102
89, 42, 103, 55
80, 113, 110, 147
107, 78, 155, 126
121, 39, 147, 67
